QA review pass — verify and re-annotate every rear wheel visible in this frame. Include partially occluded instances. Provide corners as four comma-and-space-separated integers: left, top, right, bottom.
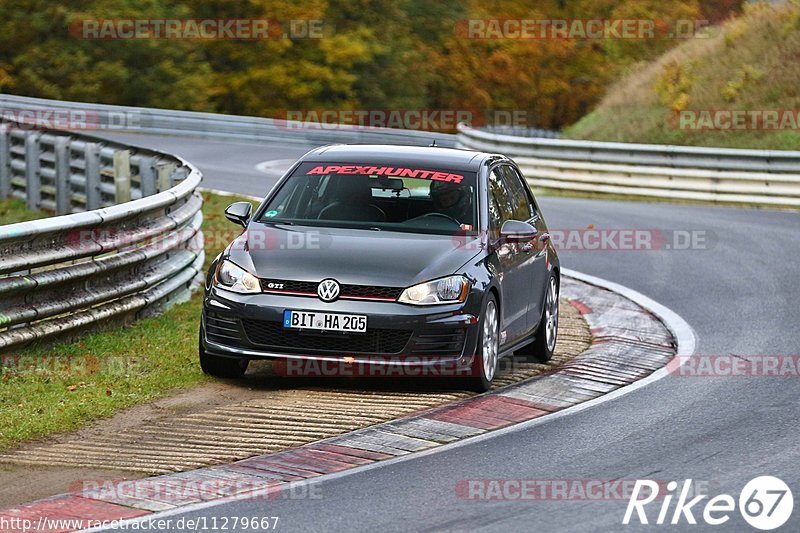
517, 275, 559, 363
199, 328, 249, 378
467, 294, 499, 392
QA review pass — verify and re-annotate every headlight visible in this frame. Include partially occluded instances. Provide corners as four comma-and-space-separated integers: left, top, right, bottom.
215, 260, 260, 294
398, 275, 470, 305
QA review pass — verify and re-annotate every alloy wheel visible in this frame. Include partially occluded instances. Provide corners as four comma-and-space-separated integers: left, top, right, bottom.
482, 300, 499, 381
545, 277, 559, 353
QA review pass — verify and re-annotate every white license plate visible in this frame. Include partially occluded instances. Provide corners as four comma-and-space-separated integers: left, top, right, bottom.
283, 310, 367, 333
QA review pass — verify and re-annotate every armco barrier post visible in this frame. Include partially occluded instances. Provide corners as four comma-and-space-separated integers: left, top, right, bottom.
84, 142, 101, 210
113, 149, 132, 204
24, 131, 41, 210
157, 162, 176, 193
53, 136, 70, 215
0, 123, 9, 199
139, 155, 157, 197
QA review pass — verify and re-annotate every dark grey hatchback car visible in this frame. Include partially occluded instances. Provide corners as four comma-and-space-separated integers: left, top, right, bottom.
200, 145, 560, 391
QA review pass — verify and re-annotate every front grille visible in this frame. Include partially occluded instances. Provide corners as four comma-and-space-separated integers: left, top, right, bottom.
242, 319, 412, 354
411, 329, 467, 356
205, 312, 242, 344
340, 284, 403, 300
260, 279, 403, 301
261, 280, 317, 294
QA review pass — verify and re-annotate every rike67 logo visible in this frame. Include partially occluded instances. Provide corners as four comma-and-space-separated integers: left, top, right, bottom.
624, 476, 794, 530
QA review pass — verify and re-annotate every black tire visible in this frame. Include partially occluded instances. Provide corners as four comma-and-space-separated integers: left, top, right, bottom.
467, 294, 500, 393
199, 328, 249, 378
516, 275, 559, 363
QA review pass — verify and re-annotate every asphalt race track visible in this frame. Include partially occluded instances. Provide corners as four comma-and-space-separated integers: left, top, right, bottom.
97, 132, 800, 531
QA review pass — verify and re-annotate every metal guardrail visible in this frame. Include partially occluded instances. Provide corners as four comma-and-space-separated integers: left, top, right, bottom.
457, 124, 800, 206
0, 94, 456, 147
478, 125, 560, 139
0, 120, 204, 352
0, 123, 188, 215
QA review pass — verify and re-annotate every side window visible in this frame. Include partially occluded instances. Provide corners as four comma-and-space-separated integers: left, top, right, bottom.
501, 165, 534, 221
488, 167, 514, 239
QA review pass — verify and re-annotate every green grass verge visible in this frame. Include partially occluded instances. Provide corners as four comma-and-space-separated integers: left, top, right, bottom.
0, 192, 250, 451
0, 198, 48, 225
564, 3, 800, 151
543, 4, 800, 211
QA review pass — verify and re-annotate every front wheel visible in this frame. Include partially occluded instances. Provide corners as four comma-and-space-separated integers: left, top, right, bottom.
517, 275, 559, 363
199, 328, 249, 378
467, 294, 499, 392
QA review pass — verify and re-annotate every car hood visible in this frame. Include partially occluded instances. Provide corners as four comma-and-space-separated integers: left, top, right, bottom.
226, 224, 483, 287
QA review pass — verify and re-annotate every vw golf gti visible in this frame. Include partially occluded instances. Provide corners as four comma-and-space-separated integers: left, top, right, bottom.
200, 145, 560, 391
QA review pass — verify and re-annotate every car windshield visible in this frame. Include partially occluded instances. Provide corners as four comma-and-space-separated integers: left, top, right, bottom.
258, 162, 479, 235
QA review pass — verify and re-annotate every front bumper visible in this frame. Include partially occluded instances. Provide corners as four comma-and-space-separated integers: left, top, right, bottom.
201, 287, 481, 368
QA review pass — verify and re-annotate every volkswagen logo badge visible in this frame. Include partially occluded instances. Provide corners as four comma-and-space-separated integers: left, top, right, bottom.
317, 279, 340, 302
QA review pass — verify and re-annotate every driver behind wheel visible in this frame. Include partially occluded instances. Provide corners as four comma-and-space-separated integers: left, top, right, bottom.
429, 181, 473, 225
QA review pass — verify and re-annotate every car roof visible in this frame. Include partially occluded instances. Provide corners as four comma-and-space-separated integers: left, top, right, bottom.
300, 144, 503, 171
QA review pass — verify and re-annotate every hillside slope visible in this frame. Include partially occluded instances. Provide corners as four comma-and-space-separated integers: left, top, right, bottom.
564, 2, 800, 150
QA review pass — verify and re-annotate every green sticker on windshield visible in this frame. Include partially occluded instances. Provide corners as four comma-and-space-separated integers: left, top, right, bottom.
265, 210, 280, 218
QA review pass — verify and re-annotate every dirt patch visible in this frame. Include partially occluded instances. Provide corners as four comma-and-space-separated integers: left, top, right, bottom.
0, 383, 274, 507
0, 466, 140, 508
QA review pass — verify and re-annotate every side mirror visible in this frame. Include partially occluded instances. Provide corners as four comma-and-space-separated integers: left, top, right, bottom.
224, 202, 252, 228
499, 220, 537, 243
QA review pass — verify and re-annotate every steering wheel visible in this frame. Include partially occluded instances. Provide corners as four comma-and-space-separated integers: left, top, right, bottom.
416, 212, 461, 225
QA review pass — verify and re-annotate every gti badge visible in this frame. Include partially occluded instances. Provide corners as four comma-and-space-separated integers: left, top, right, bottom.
317, 279, 341, 302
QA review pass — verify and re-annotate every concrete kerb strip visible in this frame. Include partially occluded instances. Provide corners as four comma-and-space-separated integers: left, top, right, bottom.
0, 271, 695, 532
